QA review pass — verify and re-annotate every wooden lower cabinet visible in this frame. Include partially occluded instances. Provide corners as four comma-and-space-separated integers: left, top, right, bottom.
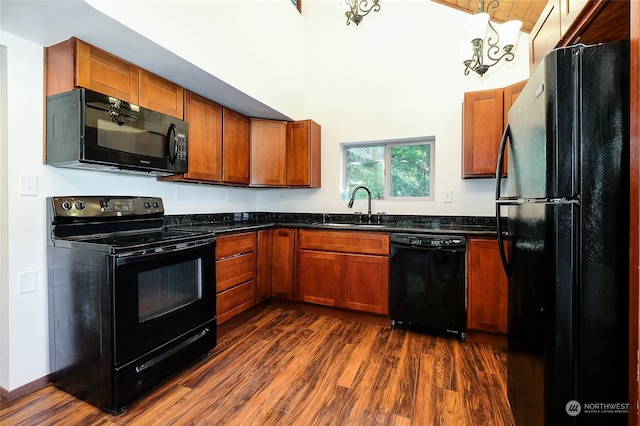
467, 237, 508, 334
256, 229, 272, 303
298, 250, 341, 306
215, 232, 257, 324
297, 229, 389, 315
342, 254, 389, 314
270, 228, 296, 300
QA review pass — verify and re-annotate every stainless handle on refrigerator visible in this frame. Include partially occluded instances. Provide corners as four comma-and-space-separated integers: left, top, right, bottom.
495, 124, 512, 276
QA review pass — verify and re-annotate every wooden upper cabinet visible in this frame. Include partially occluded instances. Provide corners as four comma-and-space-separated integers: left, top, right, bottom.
463, 80, 526, 179
45, 37, 184, 119
250, 119, 287, 187
45, 37, 139, 103
529, 0, 629, 73
503, 80, 527, 126
529, 1, 561, 73
287, 120, 321, 188
462, 88, 504, 178
222, 108, 251, 185
559, 0, 589, 35
182, 92, 223, 182
139, 70, 184, 119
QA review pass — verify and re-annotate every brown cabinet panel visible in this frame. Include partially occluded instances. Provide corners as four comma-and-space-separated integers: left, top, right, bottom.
342, 254, 389, 315
217, 280, 256, 324
223, 108, 251, 185
139, 70, 184, 119
287, 120, 321, 188
256, 230, 273, 303
503, 80, 527, 126
271, 228, 296, 300
462, 88, 504, 178
530, 1, 561, 72
216, 252, 257, 293
297, 229, 389, 315
215, 232, 257, 325
45, 37, 139, 103
467, 238, 508, 334
216, 232, 256, 260
182, 92, 223, 182
298, 250, 341, 307
250, 119, 287, 187
298, 229, 389, 255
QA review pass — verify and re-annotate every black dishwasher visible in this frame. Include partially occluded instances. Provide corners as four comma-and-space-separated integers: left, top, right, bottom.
389, 233, 467, 339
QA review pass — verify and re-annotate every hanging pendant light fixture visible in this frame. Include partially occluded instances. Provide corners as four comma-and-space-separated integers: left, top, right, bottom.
343, 0, 381, 26
460, 0, 522, 76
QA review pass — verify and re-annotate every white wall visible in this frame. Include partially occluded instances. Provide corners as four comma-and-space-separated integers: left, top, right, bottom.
0, 0, 529, 391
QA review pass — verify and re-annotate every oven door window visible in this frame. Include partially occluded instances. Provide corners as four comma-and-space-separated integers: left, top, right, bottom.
138, 258, 202, 322
114, 242, 216, 365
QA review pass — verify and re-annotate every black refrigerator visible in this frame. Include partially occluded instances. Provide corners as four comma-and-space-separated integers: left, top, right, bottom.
495, 41, 630, 426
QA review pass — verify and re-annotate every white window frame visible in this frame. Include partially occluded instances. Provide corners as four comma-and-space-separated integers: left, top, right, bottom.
341, 136, 435, 202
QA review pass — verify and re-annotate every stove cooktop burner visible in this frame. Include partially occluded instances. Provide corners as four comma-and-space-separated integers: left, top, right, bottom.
47, 196, 215, 254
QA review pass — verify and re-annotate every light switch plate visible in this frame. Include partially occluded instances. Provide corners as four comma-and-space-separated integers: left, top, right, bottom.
19, 174, 38, 196
443, 190, 453, 203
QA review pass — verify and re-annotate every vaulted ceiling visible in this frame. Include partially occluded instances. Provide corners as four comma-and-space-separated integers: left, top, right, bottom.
432, 0, 547, 33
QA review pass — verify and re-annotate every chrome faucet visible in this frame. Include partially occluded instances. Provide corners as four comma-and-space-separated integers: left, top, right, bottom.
347, 185, 372, 222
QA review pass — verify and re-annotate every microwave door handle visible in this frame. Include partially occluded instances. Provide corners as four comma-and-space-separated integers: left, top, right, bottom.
167, 123, 177, 165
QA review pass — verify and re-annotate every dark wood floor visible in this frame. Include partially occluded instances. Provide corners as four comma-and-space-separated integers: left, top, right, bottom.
0, 306, 515, 425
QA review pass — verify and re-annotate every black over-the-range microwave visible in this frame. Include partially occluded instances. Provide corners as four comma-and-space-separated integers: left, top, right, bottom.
46, 88, 188, 176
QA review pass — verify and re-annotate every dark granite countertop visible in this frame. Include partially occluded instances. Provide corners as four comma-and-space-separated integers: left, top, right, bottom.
165, 212, 503, 238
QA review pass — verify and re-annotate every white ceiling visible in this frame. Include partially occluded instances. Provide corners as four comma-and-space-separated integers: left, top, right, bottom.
0, 0, 291, 120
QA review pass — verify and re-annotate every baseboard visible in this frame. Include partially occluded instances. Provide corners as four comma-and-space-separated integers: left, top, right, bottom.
268, 298, 391, 328
0, 376, 50, 403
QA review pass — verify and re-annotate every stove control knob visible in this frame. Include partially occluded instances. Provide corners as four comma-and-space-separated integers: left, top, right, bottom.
152, 201, 160, 208
61, 201, 72, 210
144, 201, 152, 209
75, 201, 85, 210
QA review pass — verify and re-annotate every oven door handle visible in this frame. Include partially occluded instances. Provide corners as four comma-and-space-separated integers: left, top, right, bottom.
115, 239, 215, 266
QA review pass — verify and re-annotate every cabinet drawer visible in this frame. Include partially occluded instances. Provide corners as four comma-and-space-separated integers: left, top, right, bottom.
217, 280, 256, 324
216, 232, 257, 259
298, 229, 389, 255
216, 252, 256, 292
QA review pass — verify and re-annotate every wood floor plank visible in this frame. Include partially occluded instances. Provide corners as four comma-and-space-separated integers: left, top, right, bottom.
0, 306, 514, 425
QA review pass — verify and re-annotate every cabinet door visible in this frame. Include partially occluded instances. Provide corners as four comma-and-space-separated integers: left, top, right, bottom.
298, 250, 341, 307
467, 238, 508, 334
139, 70, 184, 119
286, 120, 321, 188
250, 119, 287, 187
222, 108, 251, 185
183, 92, 223, 182
529, 0, 561, 72
256, 229, 272, 303
559, 0, 589, 37
503, 80, 527, 126
462, 88, 504, 178
342, 254, 389, 315
271, 228, 296, 300
45, 37, 140, 102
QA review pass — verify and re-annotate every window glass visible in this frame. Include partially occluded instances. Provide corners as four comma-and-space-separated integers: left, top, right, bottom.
343, 137, 434, 201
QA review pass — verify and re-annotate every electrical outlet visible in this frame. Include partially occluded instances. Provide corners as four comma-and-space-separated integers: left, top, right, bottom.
443, 190, 453, 203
